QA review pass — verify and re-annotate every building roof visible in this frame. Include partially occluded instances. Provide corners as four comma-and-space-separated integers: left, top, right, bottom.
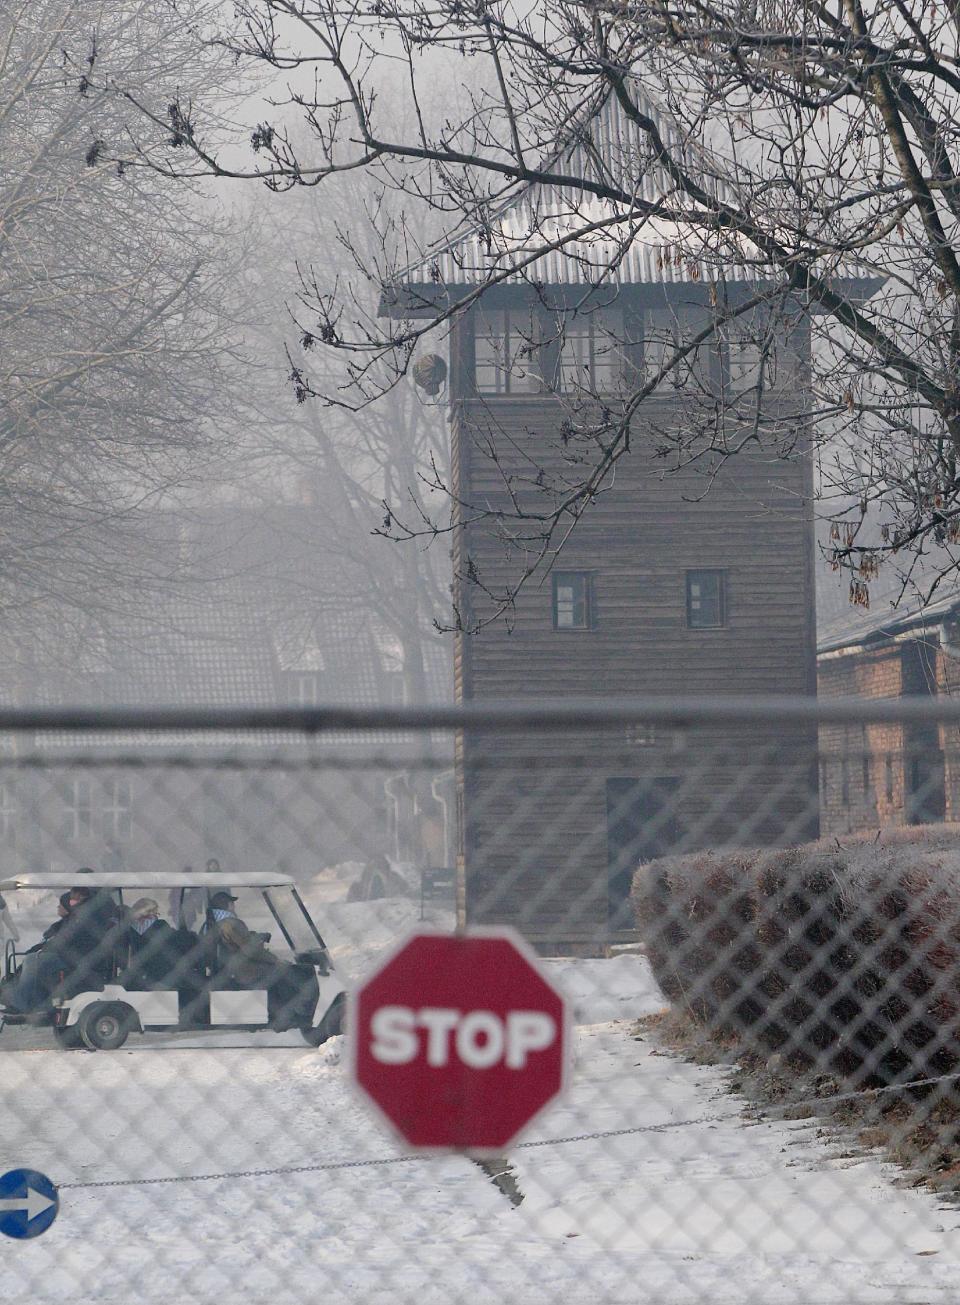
6, 507, 452, 748
385, 85, 874, 310
816, 520, 960, 654
817, 584, 960, 654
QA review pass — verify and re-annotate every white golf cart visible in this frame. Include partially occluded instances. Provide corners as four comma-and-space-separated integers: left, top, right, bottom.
0, 872, 345, 1051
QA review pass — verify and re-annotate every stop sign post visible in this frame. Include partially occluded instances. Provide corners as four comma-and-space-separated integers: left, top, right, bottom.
350, 929, 569, 1153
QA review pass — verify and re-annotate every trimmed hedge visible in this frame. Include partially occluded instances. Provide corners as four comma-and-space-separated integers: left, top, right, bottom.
631, 826, 960, 1083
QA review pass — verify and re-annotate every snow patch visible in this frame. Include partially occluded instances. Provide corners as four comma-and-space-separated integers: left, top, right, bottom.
4, 955, 960, 1302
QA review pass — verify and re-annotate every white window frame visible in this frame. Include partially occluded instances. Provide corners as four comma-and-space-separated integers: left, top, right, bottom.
552, 572, 595, 630
0, 781, 17, 845
64, 779, 92, 840
726, 333, 765, 389
686, 569, 727, 630
644, 306, 708, 390
722, 313, 791, 392
294, 674, 319, 707
103, 778, 132, 842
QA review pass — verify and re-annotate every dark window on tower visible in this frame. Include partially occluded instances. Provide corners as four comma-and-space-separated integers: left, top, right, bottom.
473, 308, 543, 394
686, 570, 726, 629
644, 305, 712, 391
549, 308, 634, 394
552, 572, 595, 630
474, 303, 640, 395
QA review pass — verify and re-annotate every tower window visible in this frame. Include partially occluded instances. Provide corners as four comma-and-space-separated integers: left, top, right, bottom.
552, 309, 631, 393
552, 572, 596, 630
686, 570, 726, 629
474, 308, 543, 394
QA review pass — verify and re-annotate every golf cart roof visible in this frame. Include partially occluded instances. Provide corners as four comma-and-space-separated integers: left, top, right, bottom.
0, 872, 296, 892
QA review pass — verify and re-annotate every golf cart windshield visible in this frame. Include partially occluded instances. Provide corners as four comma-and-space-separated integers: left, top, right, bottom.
261, 887, 326, 953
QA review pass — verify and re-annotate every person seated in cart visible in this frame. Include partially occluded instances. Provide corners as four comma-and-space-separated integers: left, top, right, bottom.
121, 897, 208, 1024
0, 892, 70, 1012
204, 890, 319, 1030
1, 885, 118, 1016
122, 899, 180, 986
32, 892, 73, 949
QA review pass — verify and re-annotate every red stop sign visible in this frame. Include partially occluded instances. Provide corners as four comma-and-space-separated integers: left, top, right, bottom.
350, 930, 568, 1152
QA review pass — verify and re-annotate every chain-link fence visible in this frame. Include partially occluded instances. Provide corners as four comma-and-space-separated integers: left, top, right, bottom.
5, 698, 960, 1302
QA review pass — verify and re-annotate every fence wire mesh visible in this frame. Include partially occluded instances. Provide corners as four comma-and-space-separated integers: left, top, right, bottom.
5, 699, 960, 1303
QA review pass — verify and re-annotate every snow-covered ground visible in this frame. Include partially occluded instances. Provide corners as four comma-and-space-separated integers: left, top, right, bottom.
4, 898, 960, 1303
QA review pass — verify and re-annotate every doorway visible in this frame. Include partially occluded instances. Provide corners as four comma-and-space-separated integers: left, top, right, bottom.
606, 777, 680, 931
907, 750, 946, 824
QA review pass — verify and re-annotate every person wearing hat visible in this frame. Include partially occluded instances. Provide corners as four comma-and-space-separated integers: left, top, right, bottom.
40, 893, 72, 944
209, 889, 238, 912
204, 891, 266, 984
204, 892, 319, 1031
22, 892, 74, 957
0, 892, 68, 1013
1, 885, 116, 1016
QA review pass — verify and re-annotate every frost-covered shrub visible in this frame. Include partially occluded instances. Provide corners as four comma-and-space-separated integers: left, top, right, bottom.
631, 848, 762, 1032
633, 827, 960, 1083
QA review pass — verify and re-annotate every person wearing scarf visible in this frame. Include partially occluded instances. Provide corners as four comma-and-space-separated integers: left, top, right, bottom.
123, 898, 179, 989
205, 891, 319, 1031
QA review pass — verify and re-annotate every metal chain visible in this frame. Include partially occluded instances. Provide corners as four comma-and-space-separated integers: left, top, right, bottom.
515, 1112, 741, 1149
58, 1112, 747, 1191
59, 1153, 422, 1190
769, 1066, 960, 1111
57, 1057, 960, 1193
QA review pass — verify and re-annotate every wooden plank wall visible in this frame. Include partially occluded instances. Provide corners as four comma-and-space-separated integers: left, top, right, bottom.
459, 727, 819, 944
450, 392, 819, 946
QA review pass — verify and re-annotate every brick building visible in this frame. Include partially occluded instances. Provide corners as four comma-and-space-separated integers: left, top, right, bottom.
817, 583, 959, 834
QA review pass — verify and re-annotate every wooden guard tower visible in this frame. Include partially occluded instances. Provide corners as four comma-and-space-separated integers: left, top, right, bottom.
383, 89, 825, 952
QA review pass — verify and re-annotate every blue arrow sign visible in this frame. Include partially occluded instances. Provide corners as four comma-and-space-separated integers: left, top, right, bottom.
0, 1169, 58, 1239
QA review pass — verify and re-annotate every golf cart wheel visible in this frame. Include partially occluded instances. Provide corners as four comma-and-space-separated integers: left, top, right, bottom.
302, 993, 345, 1048
52, 1024, 84, 1050
79, 1002, 135, 1051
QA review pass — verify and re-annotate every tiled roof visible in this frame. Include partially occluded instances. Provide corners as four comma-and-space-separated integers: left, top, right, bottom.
17, 507, 452, 748
30, 586, 279, 710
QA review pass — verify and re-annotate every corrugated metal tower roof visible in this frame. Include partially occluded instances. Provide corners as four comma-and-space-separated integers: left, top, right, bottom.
391, 84, 768, 297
